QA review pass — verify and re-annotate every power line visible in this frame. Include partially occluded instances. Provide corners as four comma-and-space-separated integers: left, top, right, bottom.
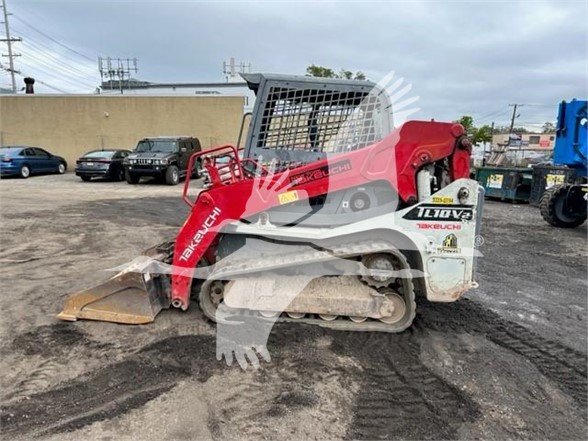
523, 104, 555, 108
1, 46, 94, 91
18, 43, 97, 88
12, 13, 94, 62
5, 18, 99, 92
476, 107, 508, 121
25, 75, 68, 93
18, 55, 96, 90
19, 57, 96, 90
14, 26, 97, 78
0, 60, 67, 93
19, 44, 95, 80
477, 109, 511, 125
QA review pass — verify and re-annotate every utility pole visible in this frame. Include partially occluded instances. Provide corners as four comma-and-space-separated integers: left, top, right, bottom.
508, 103, 524, 134
508, 104, 525, 166
485, 121, 495, 164
0, 0, 21, 93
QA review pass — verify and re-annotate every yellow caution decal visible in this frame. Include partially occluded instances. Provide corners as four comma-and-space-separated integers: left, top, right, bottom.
431, 196, 454, 204
545, 174, 566, 188
487, 174, 503, 189
278, 190, 299, 205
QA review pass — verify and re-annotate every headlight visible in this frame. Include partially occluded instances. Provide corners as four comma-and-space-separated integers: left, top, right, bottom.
159, 158, 168, 165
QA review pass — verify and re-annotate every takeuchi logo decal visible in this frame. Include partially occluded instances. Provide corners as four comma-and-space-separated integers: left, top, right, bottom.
180, 207, 222, 262
417, 222, 462, 230
289, 159, 352, 187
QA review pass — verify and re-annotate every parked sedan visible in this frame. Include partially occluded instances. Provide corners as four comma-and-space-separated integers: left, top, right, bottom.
75, 149, 131, 182
0, 146, 67, 178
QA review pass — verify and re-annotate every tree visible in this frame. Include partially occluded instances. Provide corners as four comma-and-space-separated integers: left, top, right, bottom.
512, 127, 528, 134
306, 65, 367, 80
473, 125, 493, 144
542, 121, 555, 133
455, 115, 492, 145
457, 115, 475, 133
339, 69, 353, 79
306, 65, 336, 78
493, 125, 511, 134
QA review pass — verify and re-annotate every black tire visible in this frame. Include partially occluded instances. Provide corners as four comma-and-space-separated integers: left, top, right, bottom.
125, 170, 140, 184
114, 168, 125, 182
165, 165, 180, 185
20, 164, 30, 179
540, 185, 587, 228
80, 176, 92, 182
57, 162, 66, 174
193, 158, 203, 179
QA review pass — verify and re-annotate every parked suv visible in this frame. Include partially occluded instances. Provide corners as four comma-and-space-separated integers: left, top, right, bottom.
124, 136, 203, 185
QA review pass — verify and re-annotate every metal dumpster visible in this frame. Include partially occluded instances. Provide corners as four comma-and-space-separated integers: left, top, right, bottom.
475, 167, 533, 203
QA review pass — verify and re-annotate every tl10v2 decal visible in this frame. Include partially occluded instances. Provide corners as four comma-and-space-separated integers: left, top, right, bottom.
403, 204, 474, 222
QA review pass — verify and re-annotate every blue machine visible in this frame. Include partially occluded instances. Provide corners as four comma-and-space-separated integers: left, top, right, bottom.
553, 99, 587, 176
540, 99, 587, 228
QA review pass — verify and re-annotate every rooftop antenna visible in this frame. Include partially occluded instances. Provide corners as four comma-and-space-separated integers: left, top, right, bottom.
223, 57, 251, 83
98, 56, 138, 93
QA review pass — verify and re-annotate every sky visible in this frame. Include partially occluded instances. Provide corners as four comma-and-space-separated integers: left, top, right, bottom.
2, 0, 587, 128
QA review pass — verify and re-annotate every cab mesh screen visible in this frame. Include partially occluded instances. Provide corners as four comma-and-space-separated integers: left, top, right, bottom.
257, 87, 386, 153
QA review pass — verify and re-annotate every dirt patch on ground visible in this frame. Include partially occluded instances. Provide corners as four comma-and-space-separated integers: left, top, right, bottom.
0, 175, 586, 440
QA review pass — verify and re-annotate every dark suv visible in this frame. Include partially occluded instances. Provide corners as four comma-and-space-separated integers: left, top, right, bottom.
124, 137, 203, 185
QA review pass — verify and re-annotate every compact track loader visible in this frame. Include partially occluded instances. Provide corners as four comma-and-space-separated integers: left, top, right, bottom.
59, 73, 484, 332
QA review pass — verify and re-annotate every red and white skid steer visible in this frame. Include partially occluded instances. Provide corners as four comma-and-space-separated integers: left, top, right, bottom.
59, 73, 484, 333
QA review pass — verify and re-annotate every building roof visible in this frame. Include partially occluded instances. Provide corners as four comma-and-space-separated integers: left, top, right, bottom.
100, 79, 247, 90
100, 72, 376, 92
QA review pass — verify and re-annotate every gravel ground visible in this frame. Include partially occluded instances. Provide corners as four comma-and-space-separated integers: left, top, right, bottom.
0, 173, 586, 440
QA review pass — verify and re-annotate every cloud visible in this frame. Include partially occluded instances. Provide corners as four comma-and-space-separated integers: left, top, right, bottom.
9, 0, 588, 125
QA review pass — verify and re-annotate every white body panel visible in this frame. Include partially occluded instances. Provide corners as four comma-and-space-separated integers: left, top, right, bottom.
224, 179, 484, 303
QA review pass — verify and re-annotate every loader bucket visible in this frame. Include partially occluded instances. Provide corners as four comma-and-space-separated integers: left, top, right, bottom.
58, 248, 173, 324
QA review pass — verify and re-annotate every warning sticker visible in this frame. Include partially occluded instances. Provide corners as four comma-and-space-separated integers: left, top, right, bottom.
431, 196, 454, 204
487, 174, 503, 189
278, 190, 299, 205
437, 233, 461, 254
545, 174, 565, 189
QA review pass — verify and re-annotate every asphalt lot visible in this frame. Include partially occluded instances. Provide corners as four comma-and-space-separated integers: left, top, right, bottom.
0, 173, 586, 440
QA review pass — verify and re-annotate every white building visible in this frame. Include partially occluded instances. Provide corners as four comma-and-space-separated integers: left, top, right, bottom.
98, 79, 255, 112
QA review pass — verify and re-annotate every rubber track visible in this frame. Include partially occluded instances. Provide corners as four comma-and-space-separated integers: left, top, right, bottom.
200, 241, 417, 333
